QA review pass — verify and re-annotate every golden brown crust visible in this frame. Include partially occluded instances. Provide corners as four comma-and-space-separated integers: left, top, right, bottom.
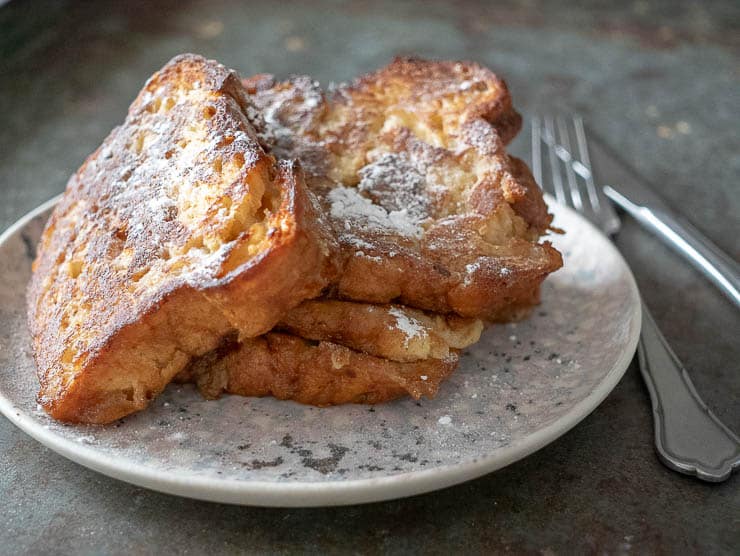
27, 54, 336, 424
176, 332, 458, 405
242, 57, 562, 320
346, 56, 523, 147
278, 299, 483, 362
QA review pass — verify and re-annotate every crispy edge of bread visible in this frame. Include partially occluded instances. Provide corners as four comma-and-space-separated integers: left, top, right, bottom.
29, 162, 335, 424
198, 158, 338, 336
27, 55, 337, 424
278, 299, 483, 362
348, 56, 524, 148
334, 236, 562, 319
176, 332, 459, 405
242, 60, 563, 320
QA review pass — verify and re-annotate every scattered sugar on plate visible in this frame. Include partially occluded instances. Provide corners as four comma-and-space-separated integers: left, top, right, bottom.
75, 435, 96, 444
438, 415, 452, 426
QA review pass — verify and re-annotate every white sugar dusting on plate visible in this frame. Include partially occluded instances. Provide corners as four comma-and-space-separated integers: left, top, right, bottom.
75, 435, 96, 444
438, 415, 452, 426
168, 432, 188, 442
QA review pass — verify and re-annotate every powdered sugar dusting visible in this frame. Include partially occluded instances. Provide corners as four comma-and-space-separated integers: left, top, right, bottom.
357, 153, 429, 222
147, 195, 177, 214
254, 76, 324, 149
388, 306, 427, 347
328, 187, 423, 239
465, 262, 481, 274
1, 197, 637, 496
463, 260, 481, 286
75, 435, 96, 444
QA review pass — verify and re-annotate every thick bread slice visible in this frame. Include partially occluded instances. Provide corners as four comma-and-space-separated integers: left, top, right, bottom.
243, 58, 563, 319
27, 54, 335, 424
278, 299, 483, 362
176, 332, 458, 405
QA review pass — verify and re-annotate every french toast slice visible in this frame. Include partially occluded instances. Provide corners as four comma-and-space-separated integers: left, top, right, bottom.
27, 54, 335, 424
243, 58, 563, 320
176, 332, 458, 405
278, 299, 483, 362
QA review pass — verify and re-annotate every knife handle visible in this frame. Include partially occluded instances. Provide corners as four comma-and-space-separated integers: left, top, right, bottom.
604, 186, 740, 309
638, 305, 740, 481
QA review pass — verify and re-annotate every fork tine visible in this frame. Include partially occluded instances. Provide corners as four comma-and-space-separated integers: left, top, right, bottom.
572, 115, 602, 211
543, 116, 568, 205
531, 116, 543, 188
543, 116, 572, 208
570, 116, 622, 234
555, 115, 584, 211
535, 112, 622, 235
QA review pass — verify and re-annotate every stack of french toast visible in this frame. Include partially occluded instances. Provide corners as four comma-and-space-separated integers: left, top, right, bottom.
27, 54, 562, 424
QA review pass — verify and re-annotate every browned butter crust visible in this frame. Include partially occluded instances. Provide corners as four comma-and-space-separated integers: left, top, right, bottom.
278, 299, 483, 363
243, 57, 562, 320
27, 54, 335, 423
28, 55, 563, 424
176, 332, 458, 405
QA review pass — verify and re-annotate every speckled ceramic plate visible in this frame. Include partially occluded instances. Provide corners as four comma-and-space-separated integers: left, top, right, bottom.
0, 196, 640, 507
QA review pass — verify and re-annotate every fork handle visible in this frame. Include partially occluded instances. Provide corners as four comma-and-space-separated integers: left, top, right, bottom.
638, 304, 740, 482
604, 187, 740, 309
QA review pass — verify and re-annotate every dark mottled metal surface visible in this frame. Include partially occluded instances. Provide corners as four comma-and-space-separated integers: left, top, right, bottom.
1, 0, 738, 553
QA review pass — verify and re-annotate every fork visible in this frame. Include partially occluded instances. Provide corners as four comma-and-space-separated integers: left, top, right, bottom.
532, 114, 740, 482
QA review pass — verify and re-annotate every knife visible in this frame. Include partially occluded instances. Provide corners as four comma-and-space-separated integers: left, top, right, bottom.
582, 130, 740, 309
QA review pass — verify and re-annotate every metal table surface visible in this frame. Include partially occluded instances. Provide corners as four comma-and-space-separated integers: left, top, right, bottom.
1, 1, 738, 553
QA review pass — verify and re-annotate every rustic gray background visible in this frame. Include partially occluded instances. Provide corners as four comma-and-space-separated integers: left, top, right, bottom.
1, 0, 738, 553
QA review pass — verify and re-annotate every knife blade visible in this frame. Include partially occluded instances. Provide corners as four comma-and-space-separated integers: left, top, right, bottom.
584, 128, 740, 309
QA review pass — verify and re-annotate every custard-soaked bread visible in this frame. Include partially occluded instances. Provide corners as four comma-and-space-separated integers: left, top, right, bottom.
27, 55, 335, 424
244, 58, 563, 319
176, 332, 458, 405
178, 299, 477, 405
278, 299, 483, 362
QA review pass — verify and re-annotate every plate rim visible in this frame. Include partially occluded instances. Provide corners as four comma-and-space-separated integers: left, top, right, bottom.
0, 196, 641, 507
